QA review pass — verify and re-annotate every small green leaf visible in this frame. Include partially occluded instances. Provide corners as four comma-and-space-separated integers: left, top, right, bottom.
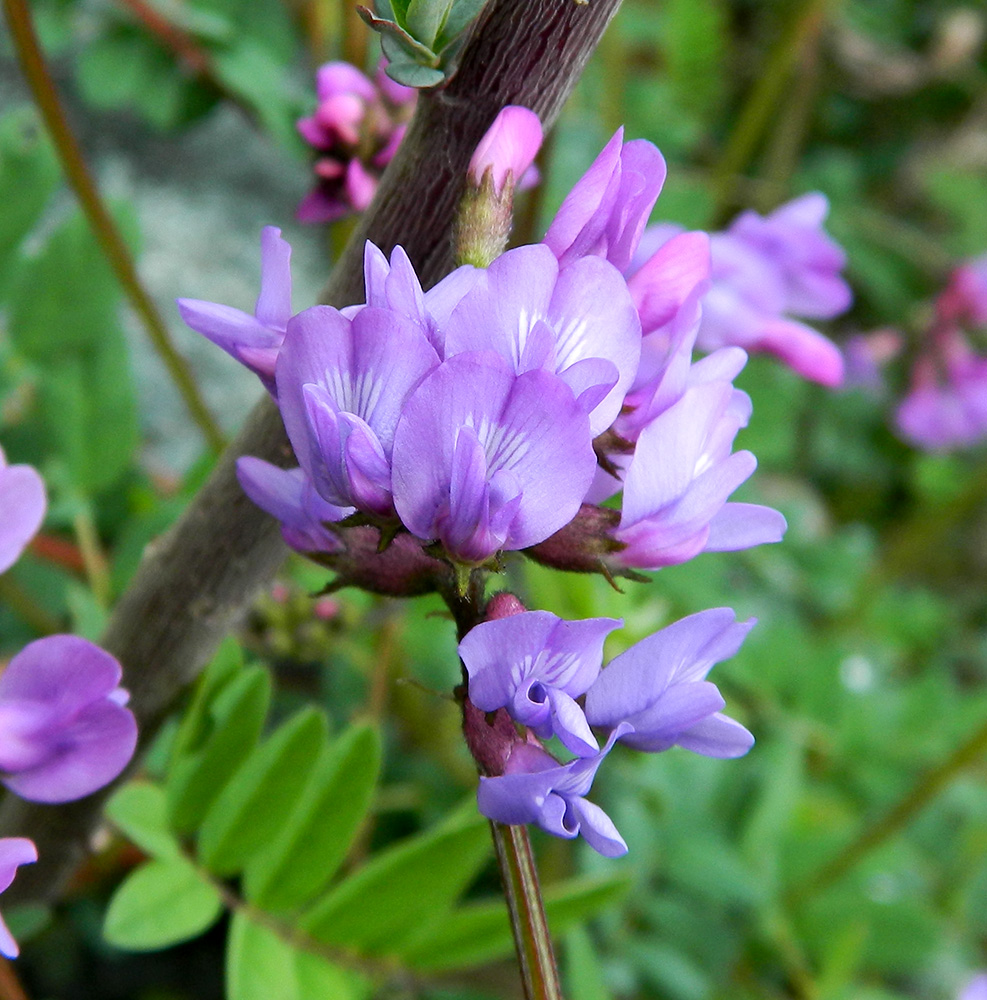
406, 0, 454, 48
384, 58, 446, 89
103, 857, 222, 951
243, 723, 381, 912
105, 782, 182, 860
398, 873, 630, 972
300, 805, 491, 953
226, 913, 369, 1000
198, 707, 328, 876
437, 0, 487, 46
166, 665, 271, 834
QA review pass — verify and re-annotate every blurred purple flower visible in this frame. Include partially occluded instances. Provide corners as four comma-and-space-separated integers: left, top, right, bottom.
275, 304, 439, 518
0, 838, 36, 958
477, 728, 629, 857
585, 608, 755, 758
177, 226, 292, 393
0, 445, 46, 575
469, 106, 543, 196
0, 636, 137, 803
391, 352, 597, 564
296, 60, 416, 224
236, 457, 349, 555
960, 973, 987, 1000
460, 611, 621, 755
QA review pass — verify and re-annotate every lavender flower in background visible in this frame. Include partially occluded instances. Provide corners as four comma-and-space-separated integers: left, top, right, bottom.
960, 973, 987, 1000
296, 61, 416, 224
637, 194, 852, 387
177, 227, 292, 393
0, 839, 37, 958
0, 445, 46, 574
895, 254, 987, 451
0, 636, 137, 803
461, 611, 621, 754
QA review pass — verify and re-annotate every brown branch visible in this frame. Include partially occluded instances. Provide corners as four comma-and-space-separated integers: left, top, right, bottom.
0, 0, 624, 905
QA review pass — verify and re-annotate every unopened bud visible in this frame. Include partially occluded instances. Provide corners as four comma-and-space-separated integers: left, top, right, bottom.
484, 591, 527, 621
524, 504, 627, 575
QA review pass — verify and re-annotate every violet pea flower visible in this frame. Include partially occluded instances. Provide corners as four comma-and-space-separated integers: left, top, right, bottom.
584, 608, 755, 758
469, 106, 543, 196
275, 304, 439, 518
477, 727, 630, 857
391, 352, 597, 564
460, 611, 621, 755
895, 351, 987, 451
0, 636, 138, 803
0, 446, 46, 575
443, 243, 641, 435
177, 226, 292, 393
0, 838, 37, 958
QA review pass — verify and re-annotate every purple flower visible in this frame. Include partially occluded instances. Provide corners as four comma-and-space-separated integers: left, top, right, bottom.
0, 636, 137, 803
544, 129, 667, 274
896, 351, 987, 451
460, 611, 621, 755
177, 227, 292, 392
0, 446, 46, 574
638, 195, 851, 387
296, 60, 416, 224
275, 304, 439, 518
944, 255, 987, 326
585, 608, 755, 758
0, 838, 37, 957
391, 352, 597, 564
960, 974, 987, 1000
236, 457, 349, 555
442, 244, 641, 434
469, 106, 543, 196
477, 729, 629, 857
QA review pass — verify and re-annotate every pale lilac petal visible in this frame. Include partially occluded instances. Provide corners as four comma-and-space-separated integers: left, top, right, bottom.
675, 712, 754, 759
705, 502, 787, 551
176, 300, 282, 382
755, 319, 845, 387
254, 226, 292, 329
619, 681, 725, 751
628, 231, 711, 335
569, 798, 627, 857
0, 452, 46, 574
547, 688, 599, 756
0, 838, 36, 958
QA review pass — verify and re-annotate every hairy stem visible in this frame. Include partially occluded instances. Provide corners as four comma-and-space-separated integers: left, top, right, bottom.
2, 0, 226, 454
0, 0, 624, 917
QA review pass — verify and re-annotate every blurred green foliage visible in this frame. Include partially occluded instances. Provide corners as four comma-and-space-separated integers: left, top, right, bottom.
2, 0, 987, 998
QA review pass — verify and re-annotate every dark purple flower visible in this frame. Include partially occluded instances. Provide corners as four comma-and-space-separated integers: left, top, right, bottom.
460, 611, 621, 755
391, 352, 597, 563
275, 304, 439, 517
0, 636, 137, 803
544, 129, 666, 274
296, 60, 416, 224
443, 244, 641, 434
177, 226, 292, 392
0, 445, 46, 574
236, 457, 349, 555
477, 728, 629, 857
0, 838, 37, 957
585, 608, 755, 758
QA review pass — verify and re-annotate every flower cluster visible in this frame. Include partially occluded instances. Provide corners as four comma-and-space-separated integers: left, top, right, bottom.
895, 254, 987, 450
0, 446, 138, 956
639, 194, 852, 387
461, 605, 755, 856
296, 61, 416, 224
184, 123, 787, 582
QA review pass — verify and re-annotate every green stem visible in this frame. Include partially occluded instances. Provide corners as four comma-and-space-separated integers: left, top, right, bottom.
491, 821, 565, 1000
2, 0, 225, 455
791, 713, 987, 904
72, 507, 112, 608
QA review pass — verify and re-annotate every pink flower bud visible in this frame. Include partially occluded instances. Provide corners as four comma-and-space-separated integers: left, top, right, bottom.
469, 106, 543, 196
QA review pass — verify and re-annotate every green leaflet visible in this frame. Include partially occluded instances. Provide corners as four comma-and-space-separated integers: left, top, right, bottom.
166, 664, 271, 833
243, 722, 381, 912
105, 781, 182, 861
103, 856, 223, 952
398, 873, 631, 972
299, 804, 491, 953
197, 706, 328, 876
226, 913, 369, 1000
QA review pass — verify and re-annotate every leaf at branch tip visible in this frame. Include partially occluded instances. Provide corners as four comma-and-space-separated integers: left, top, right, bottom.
385, 61, 447, 88
103, 857, 222, 952
298, 803, 492, 953
197, 706, 329, 877
105, 781, 182, 861
243, 723, 382, 913
439, 0, 489, 43
226, 913, 370, 1000
357, 5, 440, 66
406, 0, 455, 49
